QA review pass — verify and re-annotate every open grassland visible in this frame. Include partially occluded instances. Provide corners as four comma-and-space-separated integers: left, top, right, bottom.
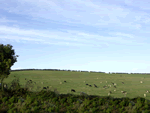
4, 70, 150, 100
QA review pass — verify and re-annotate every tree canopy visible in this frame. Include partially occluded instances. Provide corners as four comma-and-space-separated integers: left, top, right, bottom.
0, 43, 19, 91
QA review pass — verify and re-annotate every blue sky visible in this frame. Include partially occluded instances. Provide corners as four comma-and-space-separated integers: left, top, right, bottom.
0, 0, 150, 73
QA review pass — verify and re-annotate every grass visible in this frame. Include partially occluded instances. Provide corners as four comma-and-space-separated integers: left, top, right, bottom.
4, 70, 150, 100
0, 70, 150, 112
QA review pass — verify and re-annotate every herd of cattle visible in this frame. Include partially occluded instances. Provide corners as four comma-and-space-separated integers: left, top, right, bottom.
24, 77, 149, 97
1, 76, 148, 98
67, 80, 119, 93
22, 79, 128, 96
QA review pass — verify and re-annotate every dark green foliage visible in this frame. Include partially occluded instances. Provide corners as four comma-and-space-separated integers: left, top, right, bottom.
0, 43, 19, 92
52, 97, 59, 102
136, 97, 145, 105
120, 100, 129, 107
61, 97, 67, 104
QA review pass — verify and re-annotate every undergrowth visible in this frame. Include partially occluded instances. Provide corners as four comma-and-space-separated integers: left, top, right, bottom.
0, 76, 150, 113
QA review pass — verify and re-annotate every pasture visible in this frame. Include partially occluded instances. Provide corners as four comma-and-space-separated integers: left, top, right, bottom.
3, 70, 150, 100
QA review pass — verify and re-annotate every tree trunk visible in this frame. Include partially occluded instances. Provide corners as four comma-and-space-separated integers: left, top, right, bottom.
0, 78, 4, 92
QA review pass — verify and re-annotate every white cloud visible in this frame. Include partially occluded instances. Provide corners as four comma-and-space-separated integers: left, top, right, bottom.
0, 25, 146, 47
0, 0, 150, 47
108, 32, 135, 39
1, 0, 150, 27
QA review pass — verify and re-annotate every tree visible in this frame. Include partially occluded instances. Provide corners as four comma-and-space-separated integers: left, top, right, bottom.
0, 43, 19, 92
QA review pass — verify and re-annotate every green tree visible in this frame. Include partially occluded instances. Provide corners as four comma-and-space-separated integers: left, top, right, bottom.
0, 43, 19, 92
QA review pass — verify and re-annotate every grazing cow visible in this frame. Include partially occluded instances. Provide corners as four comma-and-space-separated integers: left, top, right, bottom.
121, 91, 127, 94
121, 91, 127, 97
103, 86, 107, 89
25, 78, 26, 80
122, 82, 124, 84
94, 84, 98, 88
43, 87, 47, 89
89, 85, 92, 87
109, 91, 112, 94
114, 86, 116, 88
86, 84, 88, 85
14, 76, 16, 77
103, 86, 106, 88
28, 80, 32, 83
71, 89, 75, 92
64, 81, 67, 83
111, 82, 114, 85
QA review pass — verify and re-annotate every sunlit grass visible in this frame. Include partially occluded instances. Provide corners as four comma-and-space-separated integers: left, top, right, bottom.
2, 71, 149, 100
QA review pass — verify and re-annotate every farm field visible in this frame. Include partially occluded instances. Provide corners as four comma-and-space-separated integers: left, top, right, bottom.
4, 70, 150, 100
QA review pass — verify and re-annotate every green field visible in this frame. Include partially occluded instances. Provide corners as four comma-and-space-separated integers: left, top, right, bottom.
4, 70, 150, 100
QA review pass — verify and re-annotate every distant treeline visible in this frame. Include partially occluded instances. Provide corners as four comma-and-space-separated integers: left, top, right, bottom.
110, 72, 150, 75
9, 69, 106, 73
9, 69, 150, 75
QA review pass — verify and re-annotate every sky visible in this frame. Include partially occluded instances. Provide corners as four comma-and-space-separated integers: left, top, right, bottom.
0, 0, 150, 73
